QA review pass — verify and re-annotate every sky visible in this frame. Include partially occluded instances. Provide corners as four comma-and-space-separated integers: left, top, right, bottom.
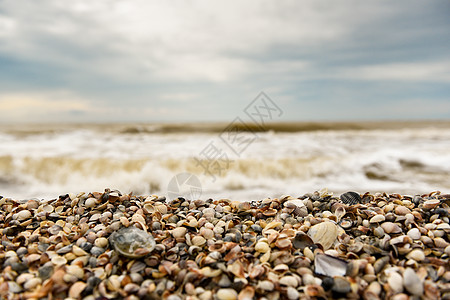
0, 0, 449, 123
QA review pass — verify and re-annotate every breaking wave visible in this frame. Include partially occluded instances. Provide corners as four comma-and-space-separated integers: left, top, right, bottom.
1, 122, 450, 200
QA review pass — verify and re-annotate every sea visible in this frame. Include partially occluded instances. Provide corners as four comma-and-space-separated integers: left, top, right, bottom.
1, 121, 450, 201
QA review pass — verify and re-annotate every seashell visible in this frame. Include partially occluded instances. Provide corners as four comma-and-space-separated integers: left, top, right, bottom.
200, 266, 222, 277
331, 276, 351, 294
23, 277, 42, 291
279, 275, 299, 288
369, 214, 385, 223
275, 238, 292, 249
227, 260, 245, 278
94, 237, 109, 248
85, 198, 97, 208
16, 210, 32, 221
307, 221, 338, 250
423, 199, 440, 210
216, 288, 238, 300
256, 280, 274, 292
200, 227, 214, 240
66, 265, 84, 279
155, 204, 168, 215
407, 228, 421, 240
238, 286, 255, 300
172, 227, 187, 239
340, 191, 361, 205
109, 226, 155, 258
388, 271, 403, 293
304, 284, 326, 298
192, 235, 206, 247
339, 218, 353, 229
292, 232, 314, 249
260, 250, 271, 263
381, 222, 402, 234
394, 206, 410, 215
314, 253, 347, 277
255, 241, 270, 253
333, 205, 346, 222
262, 221, 283, 234
51, 255, 67, 266
263, 208, 277, 217
437, 222, 450, 232
406, 249, 425, 262
434, 237, 449, 248
403, 267, 423, 296
287, 286, 299, 300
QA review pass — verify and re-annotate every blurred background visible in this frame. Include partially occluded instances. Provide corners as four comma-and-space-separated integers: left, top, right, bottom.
0, 1, 449, 200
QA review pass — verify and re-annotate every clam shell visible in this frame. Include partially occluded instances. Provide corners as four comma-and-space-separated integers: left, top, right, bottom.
314, 253, 347, 277
307, 221, 338, 250
340, 191, 361, 205
109, 226, 155, 258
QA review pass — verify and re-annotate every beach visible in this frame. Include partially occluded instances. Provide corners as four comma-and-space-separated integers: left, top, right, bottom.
0, 190, 449, 299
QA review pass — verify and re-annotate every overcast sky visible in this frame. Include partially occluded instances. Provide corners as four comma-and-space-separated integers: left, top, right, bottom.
0, 0, 449, 123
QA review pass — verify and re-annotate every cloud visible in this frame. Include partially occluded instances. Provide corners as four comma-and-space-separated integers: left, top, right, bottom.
0, 0, 449, 122
0, 91, 91, 122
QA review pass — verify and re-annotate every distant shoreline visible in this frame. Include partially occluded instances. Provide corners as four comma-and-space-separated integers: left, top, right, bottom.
2, 120, 450, 135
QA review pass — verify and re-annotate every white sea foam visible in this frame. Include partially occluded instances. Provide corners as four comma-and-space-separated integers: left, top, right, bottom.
1, 124, 450, 200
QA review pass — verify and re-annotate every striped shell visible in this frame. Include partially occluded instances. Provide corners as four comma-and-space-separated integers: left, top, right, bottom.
340, 191, 361, 205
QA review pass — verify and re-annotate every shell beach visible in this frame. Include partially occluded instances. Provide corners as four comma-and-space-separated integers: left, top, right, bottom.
0, 190, 449, 299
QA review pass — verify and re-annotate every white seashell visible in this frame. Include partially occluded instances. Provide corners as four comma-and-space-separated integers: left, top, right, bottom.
192, 236, 206, 246
423, 199, 440, 209
171, 227, 187, 239
403, 268, 423, 296
314, 253, 347, 277
381, 222, 402, 234
407, 228, 421, 240
406, 249, 425, 262
279, 276, 299, 288
307, 221, 338, 250
85, 198, 97, 208
15, 210, 32, 221
216, 288, 238, 300
387, 271, 403, 293
370, 214, 385, 223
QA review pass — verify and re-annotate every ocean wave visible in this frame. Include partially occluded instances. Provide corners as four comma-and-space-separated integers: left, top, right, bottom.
1, 123, 450, 199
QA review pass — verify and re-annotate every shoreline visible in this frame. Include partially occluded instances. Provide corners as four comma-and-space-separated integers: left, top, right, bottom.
0, 190, 449, 299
